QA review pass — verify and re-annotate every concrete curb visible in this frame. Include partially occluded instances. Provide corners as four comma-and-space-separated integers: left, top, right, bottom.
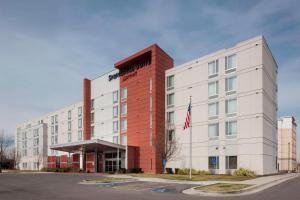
182, 174, 299, 197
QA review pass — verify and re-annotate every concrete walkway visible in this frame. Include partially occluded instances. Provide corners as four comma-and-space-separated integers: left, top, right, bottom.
108, 173, 300, 196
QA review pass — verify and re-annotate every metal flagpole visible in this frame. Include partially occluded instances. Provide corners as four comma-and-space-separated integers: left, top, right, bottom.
189, 96, 192, 180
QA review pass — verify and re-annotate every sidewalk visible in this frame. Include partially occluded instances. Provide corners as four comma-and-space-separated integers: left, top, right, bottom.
108, 173, 299, 196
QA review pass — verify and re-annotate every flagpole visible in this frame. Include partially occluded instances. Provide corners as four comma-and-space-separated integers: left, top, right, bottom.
189, 96, 192, 180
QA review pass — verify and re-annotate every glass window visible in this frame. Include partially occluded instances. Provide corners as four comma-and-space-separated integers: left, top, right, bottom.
226, 98, 237, 115
113, 136, 118, 144
51, 136, 54, 145
208, 81, 219, 97
167, 111, 174, 124
208, 123, 219, 139
78, 130, 82, 141
91, 126, 94, 137
113, 90, 119, 103
91, 112, 95, 123
208, 60, 219, 76
68, 121, 71, 131
225, 76, 237, 92
121, 119, 127, 132
68, 132, 71, 142
121, 134, 127, 145
149, 112, 152, 128
68, 110, 71, 120
225, 54, 236, 70
121, 88, 127, 100
78, 118, 82, 128
55, 125, 58, 133
149, 79, 152, 92
55, 135, 58, 144
150, 95, 152, 111
226, 156, 237, 169
208, 156, 219, 169
51, 116, 54, 124
121, 103, 127, 115
167, 93, 174, 106
91, 99, 94, 110
168, 130, 175, 141
33, 138, 39, 146
208, 102, 219, 117
113, 106, 118, 118
167, 75, 174, 89
226, 121, 237, 137
54, 115, 58, 123
78, 107, 82, 117
113, 121, 118, 133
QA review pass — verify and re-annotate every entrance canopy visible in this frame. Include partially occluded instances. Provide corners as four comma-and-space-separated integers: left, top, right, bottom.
50, 139, 126, 153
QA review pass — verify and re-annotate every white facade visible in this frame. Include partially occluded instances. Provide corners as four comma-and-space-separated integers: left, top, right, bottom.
165, 36, 278, 175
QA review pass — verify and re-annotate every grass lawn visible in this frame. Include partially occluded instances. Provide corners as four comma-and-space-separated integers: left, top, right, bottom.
83, 177, 131, 183
129, 173, 254, 181
195, 183, 252, 192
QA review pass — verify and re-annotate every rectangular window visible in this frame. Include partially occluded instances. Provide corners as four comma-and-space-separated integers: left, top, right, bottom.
78, 107, 82, 117
208, 102, 219, 118
167, 75, 174, 90
226, 156, 237, 169
55, 115, 58, 123
68, 121, 71, 131
68, 132, 71, 142
226, 121, 237, 138
55, 125, 58, 133
149, 79, 152, 92
78, 130, 82, 141
113, 121, 118, 133
55, 135, 58, 144
167, 111, 174, 124
91, 112, 95, 124
33, 147, 39, 156
149, 112, 152, 128
208, 156, 219, 169
121, 119, 127, 132
51, 116, 54, 124
208, 123, 219, 139
121, 103, 127, 115
208, 60, 219, 77
121, 88, 127, 100
208, 81, 219, 98
91, 126, 94, 137
149, 95, 152, 111
51, 136, 54, 145
225, 76, 237, 93
68, 110, 72, 120
113, 90, 119, 103
113, 136, 118, 144
225, 54, 236, 71
121, 134, 127, 145
113, 106, 118, 118
225, 98, 237, 115
167, 93, 174, 106
33, 138, 39, 146
33, 128, 39, 137
78, 118, 82, 128
168, 130, 175, 142
91, 99, 94, 110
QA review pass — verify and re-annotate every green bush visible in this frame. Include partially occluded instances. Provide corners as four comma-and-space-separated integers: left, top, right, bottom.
178, 168, 210, 175
233, 168, 256, 177
40, 167, 72, 173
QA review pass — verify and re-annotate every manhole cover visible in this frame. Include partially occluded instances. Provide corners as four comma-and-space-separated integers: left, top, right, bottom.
151, 188, 176, 193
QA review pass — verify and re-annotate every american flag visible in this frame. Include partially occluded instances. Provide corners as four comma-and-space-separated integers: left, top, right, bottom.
183, 102, 191, 130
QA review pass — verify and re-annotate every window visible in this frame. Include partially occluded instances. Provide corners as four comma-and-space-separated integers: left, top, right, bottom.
91, 99, 94, 110
167, 93, 174, 106
33, 138, 39, 146
225, 54, 236, 71
226, 98, 237, 115
78, 107, 82, 117
68, 121, 71, 131
226, 121, 237, 137
68, 132, 71, 142
33, 147, 39, 156
113, 90, 119, 103
168, 130, 175, 141
113, 121, 118, 133
149, 112, 152, 128
208, 123, 219, 139
55, 115, 58, 123
121, 134, 127, 145
225, 76, 237, 93
91, 126, 94, 137
226, 156, 237, 169
113, 136, 118, 144
51, 116, 54, 124
167, 111, 174, 124
208, 81, 219, 98
121, 119, 127, 132
113, 106, 118, 118
68, 110, 72, 120
55, 135, 58, 144
91, 112, 95, 124
149, 95, 152, 111
121, 88, 127, 100
208, 102, 219, 118
33, 128, 39, 137
55, 125, 58, 133
121, 103, 127, 115
78, 118, 82, 128
208, 60, 219, 77
78, 130, 82, 140
208, 156, 219, 169
51, 136, 54, 145
167, 75, 174, 90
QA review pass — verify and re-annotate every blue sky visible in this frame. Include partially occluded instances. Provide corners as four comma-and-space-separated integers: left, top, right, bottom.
0, 0, 299, 159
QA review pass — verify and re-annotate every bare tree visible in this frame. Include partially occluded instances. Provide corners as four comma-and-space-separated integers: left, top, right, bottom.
0, 130, 9, 172
8, 147, 21, 170
35, 153, 43, 171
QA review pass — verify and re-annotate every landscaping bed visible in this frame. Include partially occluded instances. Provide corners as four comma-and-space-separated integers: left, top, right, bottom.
195, 183, 252, 192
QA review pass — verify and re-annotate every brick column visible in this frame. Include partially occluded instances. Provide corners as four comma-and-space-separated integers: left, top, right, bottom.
83, 79, 91, 140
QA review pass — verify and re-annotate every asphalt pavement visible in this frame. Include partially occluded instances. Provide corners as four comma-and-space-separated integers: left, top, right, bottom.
0, 173, 299, 200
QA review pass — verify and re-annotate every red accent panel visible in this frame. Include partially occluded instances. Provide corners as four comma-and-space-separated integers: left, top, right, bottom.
83, 79, 91, 140
72, 154, 80, 170
60, 155, 68, 168
47, 156, 57, 169
115, 44, 173, 174
85, 152, 95, 173
127, 146, 139, 171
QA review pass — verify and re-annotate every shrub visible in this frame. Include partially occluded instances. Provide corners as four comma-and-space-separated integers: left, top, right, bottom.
130, 168, 143, 173
177, 168, 210, 175
233, 168, 256, 177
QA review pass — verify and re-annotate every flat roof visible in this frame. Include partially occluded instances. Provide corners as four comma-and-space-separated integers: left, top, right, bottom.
50, 139, 126, 153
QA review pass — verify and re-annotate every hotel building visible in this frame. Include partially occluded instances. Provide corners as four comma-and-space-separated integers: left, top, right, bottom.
278, 116, 297, 172
15, 35, 278, 175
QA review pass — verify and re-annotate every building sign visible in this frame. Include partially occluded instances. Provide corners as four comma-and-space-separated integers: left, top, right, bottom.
109, 53, 151, 81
